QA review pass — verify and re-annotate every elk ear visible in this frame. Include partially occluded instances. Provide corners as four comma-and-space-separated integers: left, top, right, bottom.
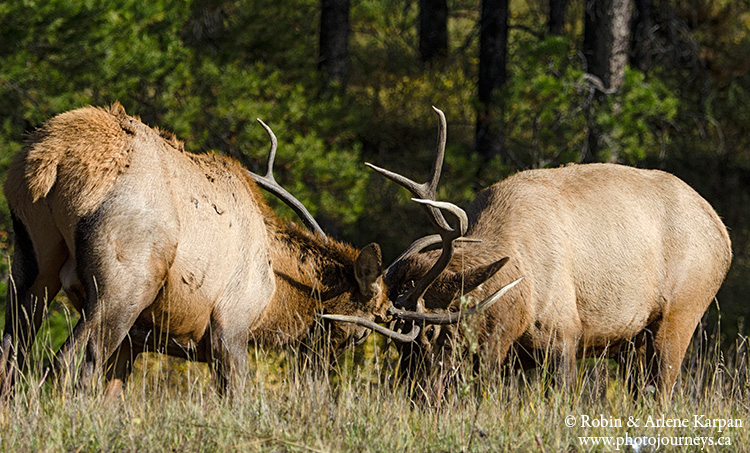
451, 257, 509, 295
355, 243, 383, 297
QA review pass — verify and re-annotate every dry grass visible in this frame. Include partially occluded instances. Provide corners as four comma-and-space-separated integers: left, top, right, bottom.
0, 314, 748, 452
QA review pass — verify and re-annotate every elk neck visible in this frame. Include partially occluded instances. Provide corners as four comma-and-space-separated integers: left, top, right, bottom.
249, 217, 360, 346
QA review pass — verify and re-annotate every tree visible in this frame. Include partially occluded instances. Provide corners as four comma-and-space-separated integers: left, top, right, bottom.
582, 0, 633, 162
476, 0, 509, 161
583, 0, 632, 92
630, 0, 654, 72
548, 0, 567, 36
419, 0, 448, 63
319, 0, 350, 89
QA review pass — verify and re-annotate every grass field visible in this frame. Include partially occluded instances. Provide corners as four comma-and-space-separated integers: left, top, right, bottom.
0, 311, 748, 452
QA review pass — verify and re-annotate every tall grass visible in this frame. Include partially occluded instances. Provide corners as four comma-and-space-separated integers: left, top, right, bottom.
1, 314, 748, 452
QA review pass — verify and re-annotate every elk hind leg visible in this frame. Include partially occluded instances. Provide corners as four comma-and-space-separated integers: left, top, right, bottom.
55, 215, 172, 392
652, 302, 707, 402
617, 320, 659, 398
1, 212, 65, 393
55, 292, 148, 392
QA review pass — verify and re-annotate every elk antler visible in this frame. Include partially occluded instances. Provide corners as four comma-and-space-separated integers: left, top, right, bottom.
318, 314, 422, 342
317, 199, 491, 344
318, 276, 523, 341
385, 235, 482, 278
317, 200, 476, 342
322, 107, 521, 343
246, 119, 327, 240
366, 107, 468, 313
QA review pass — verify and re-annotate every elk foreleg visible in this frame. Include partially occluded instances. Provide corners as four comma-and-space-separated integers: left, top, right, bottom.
103, 336, 138, 400
553, 338, 579, 391
208, 316, 249, 400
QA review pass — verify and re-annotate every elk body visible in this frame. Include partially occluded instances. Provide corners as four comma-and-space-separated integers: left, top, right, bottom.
373, 108, 732, 399
0, 103, 398, 397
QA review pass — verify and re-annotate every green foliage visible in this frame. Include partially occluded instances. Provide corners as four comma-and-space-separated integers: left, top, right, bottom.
504, 35, 679, 167
0, 0, 686, 253
505, 35, 589, 167
596, 68, 679, 163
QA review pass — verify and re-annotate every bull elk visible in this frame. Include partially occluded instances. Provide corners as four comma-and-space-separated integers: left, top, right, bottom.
0, 103, 448, 398
365, 107, 732, 400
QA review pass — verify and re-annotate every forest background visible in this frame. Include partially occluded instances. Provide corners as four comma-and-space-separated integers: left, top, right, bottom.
0, 0, 748, 353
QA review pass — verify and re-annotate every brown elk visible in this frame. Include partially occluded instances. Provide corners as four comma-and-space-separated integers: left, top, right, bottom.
363, 107, 732, 400
0, 103, 445, 398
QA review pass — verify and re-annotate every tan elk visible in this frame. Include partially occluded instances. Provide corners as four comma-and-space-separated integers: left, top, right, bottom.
0, 103, 450, 398
359, 107, 732, 400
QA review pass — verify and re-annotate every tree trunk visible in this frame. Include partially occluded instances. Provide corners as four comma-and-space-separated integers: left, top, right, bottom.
419, 0, 449, 63
184, 0, 227, 51
319, 0, 350, 89
630, 0, 654, 72
548, 0, 567, 36
476, 0, 509, 161
583, 0, 632, 91
582, 0, 632, 162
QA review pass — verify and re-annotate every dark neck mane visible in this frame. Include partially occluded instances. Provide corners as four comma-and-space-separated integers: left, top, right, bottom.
249, 217, 358, 346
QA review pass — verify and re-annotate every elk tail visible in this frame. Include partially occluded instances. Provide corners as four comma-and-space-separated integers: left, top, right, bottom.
25, 147, 61, 203
21, 102, 134, 204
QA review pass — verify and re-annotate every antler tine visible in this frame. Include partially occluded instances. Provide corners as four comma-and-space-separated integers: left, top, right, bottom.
411, 199, 468, 236
247, 119, 327, 241
402, 198, 469, 313
384, 235, 482, 280
427, 106, 447, 196
364, 162, 428, 198
257, 119, 278, 180
365, 106, 451, 231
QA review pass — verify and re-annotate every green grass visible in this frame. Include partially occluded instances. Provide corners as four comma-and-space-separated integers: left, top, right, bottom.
1, 320, 748, 452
